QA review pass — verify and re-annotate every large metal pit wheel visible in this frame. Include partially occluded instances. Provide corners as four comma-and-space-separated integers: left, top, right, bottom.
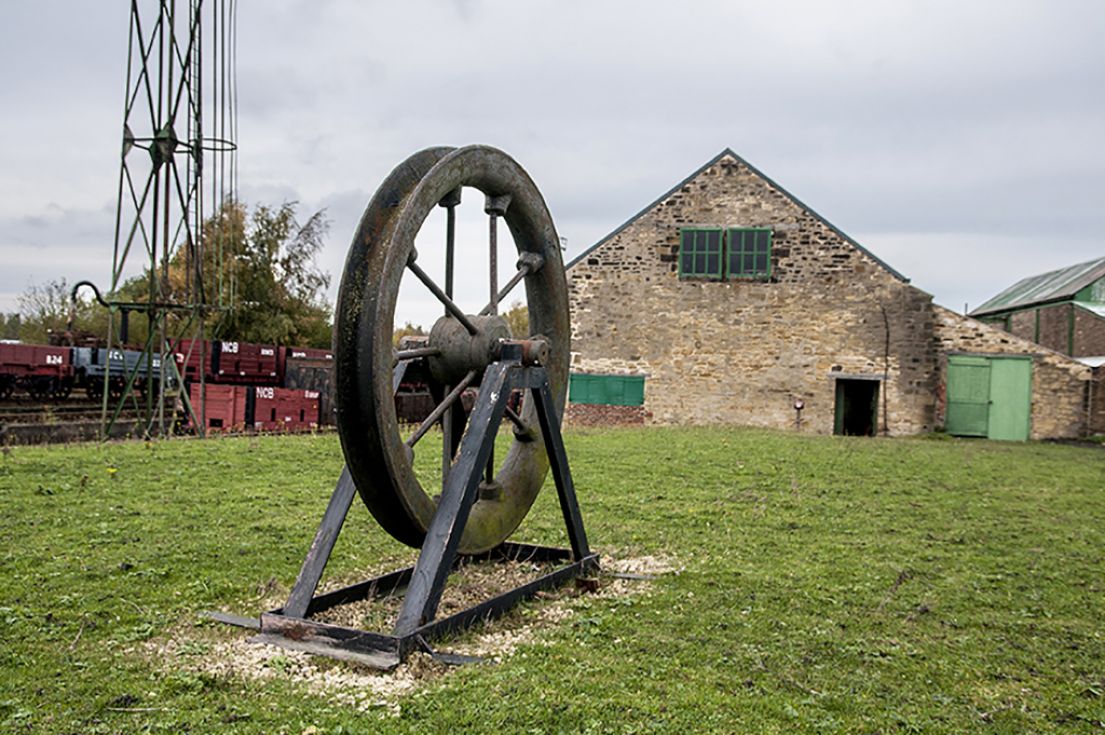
334, 145, 570, 555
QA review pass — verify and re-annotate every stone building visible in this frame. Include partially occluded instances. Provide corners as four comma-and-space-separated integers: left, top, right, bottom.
969, 257, 1105, 433
970, 256, 1105, 358
565, 149, 1096, 439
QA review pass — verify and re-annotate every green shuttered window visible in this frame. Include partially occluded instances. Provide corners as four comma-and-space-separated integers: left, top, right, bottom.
679, 227, 772, 280
569, 373, 646, 406
728, 228, 772, 278
679, 229, 724, 279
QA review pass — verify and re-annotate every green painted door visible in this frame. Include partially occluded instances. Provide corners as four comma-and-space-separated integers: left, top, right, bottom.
946, 356, 1032, 440
946, 356, 991, 437
987, 358, 1032, 441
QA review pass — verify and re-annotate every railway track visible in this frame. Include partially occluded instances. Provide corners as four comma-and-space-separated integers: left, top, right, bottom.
0, 398, 152, 445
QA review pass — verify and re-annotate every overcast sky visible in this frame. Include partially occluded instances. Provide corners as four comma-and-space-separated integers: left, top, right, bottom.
2, 1, 1103, 330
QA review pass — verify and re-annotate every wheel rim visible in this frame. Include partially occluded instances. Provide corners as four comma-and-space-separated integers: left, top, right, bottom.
335, 145, 570, 554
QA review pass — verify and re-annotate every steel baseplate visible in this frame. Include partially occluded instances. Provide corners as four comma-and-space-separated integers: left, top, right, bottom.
214, 357, 597, 670
251, 542, 599, 670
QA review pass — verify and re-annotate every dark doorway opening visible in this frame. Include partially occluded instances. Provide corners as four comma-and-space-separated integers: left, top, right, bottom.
834, 379, 879, 437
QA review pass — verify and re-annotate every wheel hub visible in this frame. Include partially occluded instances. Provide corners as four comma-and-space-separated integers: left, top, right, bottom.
426, 314, 511, 387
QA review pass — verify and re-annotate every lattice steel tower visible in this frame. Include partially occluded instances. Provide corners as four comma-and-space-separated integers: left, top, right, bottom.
82, 0, 238, 437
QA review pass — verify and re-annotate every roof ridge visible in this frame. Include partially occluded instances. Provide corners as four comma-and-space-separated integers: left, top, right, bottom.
564, 149, 734, 270
971, 255, 1105, 315
1021, 255, 1105, 281
565, 147, 908, 283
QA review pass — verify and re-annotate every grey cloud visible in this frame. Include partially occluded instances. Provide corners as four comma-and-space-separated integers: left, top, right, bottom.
2, 0, 1103, 318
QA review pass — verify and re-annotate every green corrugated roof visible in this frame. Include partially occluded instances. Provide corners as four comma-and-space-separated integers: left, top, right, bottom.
970, 256, 1105, 316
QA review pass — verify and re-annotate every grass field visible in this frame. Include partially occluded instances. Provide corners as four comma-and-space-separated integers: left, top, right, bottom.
1, 427, 1103, 733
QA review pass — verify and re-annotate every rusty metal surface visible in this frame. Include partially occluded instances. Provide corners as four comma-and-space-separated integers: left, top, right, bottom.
427, 314, 510, 386
334, 145, 570, 554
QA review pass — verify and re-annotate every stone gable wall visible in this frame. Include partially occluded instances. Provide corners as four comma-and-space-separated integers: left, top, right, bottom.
567, 154, 937, 435
931, 306, 1092, 439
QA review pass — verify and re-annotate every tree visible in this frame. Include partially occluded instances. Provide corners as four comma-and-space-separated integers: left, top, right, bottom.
15, 278, 107, 344
11, 201, 334, 349
393, 321, 427, 346
0, 313, 20, 340
114, 200, 334, 348
207, 201, 333, 347
502, 300, 529, 338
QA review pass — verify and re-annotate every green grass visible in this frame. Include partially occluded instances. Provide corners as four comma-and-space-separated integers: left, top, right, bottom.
1, 428, 1104, 733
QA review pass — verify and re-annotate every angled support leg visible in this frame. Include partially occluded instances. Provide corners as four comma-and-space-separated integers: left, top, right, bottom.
285, 359, 417, 619
530, 377, 591, 561
393, 362, 516, 636
283, 465, 357, 618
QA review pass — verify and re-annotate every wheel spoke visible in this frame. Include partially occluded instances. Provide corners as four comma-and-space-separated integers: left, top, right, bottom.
440, 188, 461, 301
479, 266, 527, 316
406, 370, 476, 448
503, 404, 530, 434
395, 346, 441, 363
484, 195, 511, 316
479, 252, 543, 317
407, 259, 478, 335
488, 212, 498, 315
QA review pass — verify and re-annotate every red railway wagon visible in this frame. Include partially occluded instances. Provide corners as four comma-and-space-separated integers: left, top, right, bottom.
283, 346, 334, 425
174, 339, 282, 386
250, 385, 320, 431
187, 383, 248, 431
285, 346, 333, 361
173, 339, 207, 383
219, 341, 281, 384
188, 384, 320, 433
0, 343, 74, 399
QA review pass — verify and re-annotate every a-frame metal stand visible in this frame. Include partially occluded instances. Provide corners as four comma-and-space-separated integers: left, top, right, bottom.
244, 349, 597, 670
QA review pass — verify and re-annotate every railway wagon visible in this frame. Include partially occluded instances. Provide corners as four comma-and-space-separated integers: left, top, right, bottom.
174, 339, 282, 386
188, 383, 320, 433
283, 347, 334, 425
72, 347, 165, 399
0, 343, 73, 399
252, 385, 321, 431
285, 346, 333, 361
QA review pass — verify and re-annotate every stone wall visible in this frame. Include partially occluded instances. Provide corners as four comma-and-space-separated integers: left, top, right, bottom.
1009, 310, 1034, 342
1037, 303, 1071, 354
931, 306, 1092, 439
1074, 307, 1105, 357
567, 152, 937, 435
981, 302, 1105, 358
565, 403, 648, 427
1091, 368, 1105, 435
